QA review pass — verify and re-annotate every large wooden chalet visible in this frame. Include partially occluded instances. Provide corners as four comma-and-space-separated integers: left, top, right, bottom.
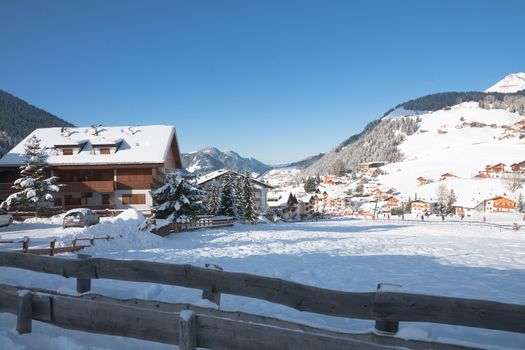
0, 125, 182, 213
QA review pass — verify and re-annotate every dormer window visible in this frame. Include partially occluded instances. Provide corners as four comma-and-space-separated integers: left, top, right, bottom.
62, 148, 73, 155
100, 148, 110, 155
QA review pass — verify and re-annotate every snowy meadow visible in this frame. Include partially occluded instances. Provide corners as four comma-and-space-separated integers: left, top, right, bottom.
0, 215, 524, 349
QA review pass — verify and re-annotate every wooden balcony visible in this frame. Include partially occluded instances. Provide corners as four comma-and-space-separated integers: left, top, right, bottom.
61, 181, 115, 193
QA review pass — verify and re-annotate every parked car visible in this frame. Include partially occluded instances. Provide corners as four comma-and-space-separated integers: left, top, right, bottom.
0, 209, 13, 227
63, 208, 100, 228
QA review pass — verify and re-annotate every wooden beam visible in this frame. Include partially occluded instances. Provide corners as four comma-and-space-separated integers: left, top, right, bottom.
179, 311, 197, 350
16, 290, 32, 334
76, 254, 92, 293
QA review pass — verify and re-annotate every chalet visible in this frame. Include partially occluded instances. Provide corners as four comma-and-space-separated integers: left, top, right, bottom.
511, 161, 525, 172
416, 176, 430, 185
0, 125, 182, 213
410, 200, 435, 216
267, 192, 300, 221
384, 196, 400, 209
485, 163, 505, 176
453, 200, 484, 217
483, 196, 517, 213
474, 171, 490, 180
322, 175, 341, 186
197, 169, 272, 213
440, 173, 458, 181
356, 162, 386, 173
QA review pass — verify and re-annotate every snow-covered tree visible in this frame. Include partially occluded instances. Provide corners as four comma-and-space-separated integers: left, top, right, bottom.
504, 173, 523, 193
234, 175, 245, 219
206, 184, 220, 215
436, 183, 448, 214
218, 172, 237, 217
446, 189, 457, 214
1, 135, 60, 215
304, 177, 317, 193
151, 170, 207, 222
242, 172, 257, 223
518, 193, 525, 213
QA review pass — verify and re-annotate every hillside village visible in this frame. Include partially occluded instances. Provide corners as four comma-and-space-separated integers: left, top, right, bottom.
1, 79, 525, 227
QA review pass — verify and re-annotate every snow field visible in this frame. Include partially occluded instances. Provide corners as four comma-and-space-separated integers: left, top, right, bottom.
0, 215, 524, 349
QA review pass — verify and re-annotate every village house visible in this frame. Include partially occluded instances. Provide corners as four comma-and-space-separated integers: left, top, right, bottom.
440, 173, 458, 181
416, 176, 431, 186
384, 196, 401, 210
411, 200, 436, 216
510, 161, 525, 172
356, 161, 386, 174
0, 125, 182, 213
197, 169, 273, 213
485, 163, 506, 177
483, 196, 517, 213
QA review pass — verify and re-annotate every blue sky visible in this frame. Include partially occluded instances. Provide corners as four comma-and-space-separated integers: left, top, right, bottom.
1, 0, 524, 163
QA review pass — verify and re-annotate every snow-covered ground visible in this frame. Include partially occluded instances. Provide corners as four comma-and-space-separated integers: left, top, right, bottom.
1, 214, 524, 349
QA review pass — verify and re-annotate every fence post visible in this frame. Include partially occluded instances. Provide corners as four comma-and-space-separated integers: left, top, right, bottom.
49, 239, 56, 256
179, 310, 196, 350
16, 290, 32, 334
201, 263, 223, 306
72, 239, 77, 252
374, 283, 401, 335
22, 237, 29, 253
76, 254, 92, 293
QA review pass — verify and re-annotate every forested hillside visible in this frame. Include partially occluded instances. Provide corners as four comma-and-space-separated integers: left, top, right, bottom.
0, 90, 73, 157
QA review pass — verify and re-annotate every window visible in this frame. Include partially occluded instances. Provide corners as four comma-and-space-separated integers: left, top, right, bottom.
100, 148, 111, 155
62, 148, 73, 155
122, 194, 146, 205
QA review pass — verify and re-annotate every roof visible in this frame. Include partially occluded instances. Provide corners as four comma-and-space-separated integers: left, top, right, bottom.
487, 196, 517, 203
197, 169, 273, 189
0, 125, 179, 167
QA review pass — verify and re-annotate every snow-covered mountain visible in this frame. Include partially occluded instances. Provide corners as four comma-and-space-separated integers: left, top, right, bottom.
181, 147, 272, 176
378, 101, 525, 204
485, 72, 525, 93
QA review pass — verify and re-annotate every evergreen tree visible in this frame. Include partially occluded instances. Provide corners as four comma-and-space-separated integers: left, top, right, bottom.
446, 189, 457, 214
234, 176, 243, 219
518, 193, 525, 213
304, 177, 317, 193
436, 183, 448, 214
151, 170, 207, 222
218, 172, 237, 218
206, 184, 220, 215
1, 135, 60, 215
242, 172, 257, 223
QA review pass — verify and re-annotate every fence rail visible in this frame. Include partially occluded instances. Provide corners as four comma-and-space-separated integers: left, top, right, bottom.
0, 251, 523, 337
0, 283, 483, 350
0, 236, 113, 255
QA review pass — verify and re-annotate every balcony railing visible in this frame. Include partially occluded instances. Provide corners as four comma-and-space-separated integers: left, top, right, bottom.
61, 181, 115, 193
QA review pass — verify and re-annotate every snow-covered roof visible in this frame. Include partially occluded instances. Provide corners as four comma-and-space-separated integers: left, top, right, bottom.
0, 125, 179, 166
197, 169, 273, 188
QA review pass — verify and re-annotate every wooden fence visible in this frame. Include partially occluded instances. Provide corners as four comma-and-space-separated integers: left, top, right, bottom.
0, 235, 113, 255
0, 252, 524, 349
151, 216, 235, 236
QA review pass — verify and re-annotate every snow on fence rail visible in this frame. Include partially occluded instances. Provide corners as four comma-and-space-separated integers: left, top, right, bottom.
0, 283, 479, 350
0, 252, 524, 338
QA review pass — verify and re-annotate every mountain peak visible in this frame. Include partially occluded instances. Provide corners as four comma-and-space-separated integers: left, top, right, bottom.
485, 72, 525, 93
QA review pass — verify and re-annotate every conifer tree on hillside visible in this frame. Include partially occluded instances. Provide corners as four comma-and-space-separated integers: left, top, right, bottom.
206, 184, 220, 215
151, 171, 207, 222
436, 183, 448, 214
218, 172, 237, 217
304, 177, 317, 193
518, 193, 525, 213
242, 172, 257, 223
0, 135, 60, 215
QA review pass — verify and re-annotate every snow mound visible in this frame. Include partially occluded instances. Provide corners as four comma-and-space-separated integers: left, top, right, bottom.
485, 72, 525, 93
24, 213, 66, 225
82, 209, 163, 253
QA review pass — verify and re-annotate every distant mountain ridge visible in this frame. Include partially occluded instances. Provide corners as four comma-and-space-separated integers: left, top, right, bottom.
182, 147, 272, 176
0, 90, 73, 157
